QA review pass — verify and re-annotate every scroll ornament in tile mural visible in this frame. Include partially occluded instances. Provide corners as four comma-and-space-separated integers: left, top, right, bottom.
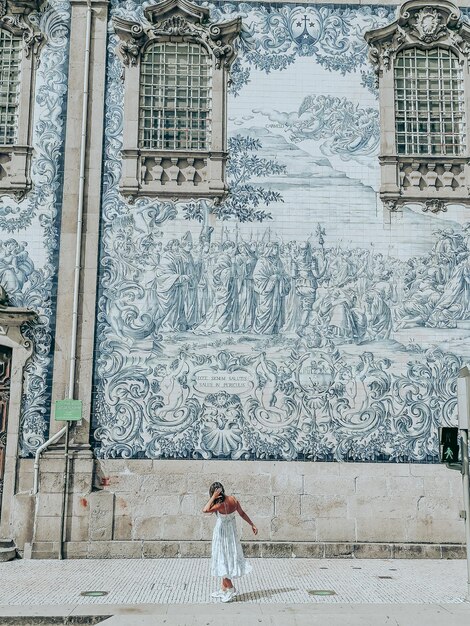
94, 1, 468, 461
0, 1, 69, 454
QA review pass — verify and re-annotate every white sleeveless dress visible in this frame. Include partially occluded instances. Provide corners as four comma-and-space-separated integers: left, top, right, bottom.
211, 511, 252, 579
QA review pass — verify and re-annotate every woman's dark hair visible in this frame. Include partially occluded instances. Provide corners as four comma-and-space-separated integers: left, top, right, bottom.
209, 481, 225, 505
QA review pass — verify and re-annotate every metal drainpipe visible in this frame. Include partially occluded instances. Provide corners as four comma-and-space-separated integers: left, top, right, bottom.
32, 426, 68, 495
58, 0, 93, 560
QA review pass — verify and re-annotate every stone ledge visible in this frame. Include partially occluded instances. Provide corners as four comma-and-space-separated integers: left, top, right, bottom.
28, 541, 467, 560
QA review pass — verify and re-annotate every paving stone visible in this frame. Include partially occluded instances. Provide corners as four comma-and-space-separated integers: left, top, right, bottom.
1, 557, 468, 606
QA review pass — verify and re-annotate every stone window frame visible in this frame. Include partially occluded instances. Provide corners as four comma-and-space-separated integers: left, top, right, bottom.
113, 0, 241, 202
365, 0, 470, 215
0, 1, 45, 199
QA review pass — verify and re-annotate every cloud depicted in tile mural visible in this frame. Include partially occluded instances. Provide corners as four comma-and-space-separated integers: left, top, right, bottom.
0, 1, 70, 455
255, 95, 379, 160
94, 1, 466, 462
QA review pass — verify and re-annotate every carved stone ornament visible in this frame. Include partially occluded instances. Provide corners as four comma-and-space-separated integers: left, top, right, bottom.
0, 286, 36, 351
365, 1, 469, 79
0, 1, 44, 58
384, 199, 399, 212
422, 199, 447, 214
413, 8, 445, 42
114, 0, 241, 70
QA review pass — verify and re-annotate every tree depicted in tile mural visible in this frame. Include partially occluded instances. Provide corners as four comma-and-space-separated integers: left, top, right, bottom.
93, 1, 467, 462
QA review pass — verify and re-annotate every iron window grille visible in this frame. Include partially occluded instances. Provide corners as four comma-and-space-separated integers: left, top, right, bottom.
395, 47, 465, 157
0, 30, 21, 146
139, 41, 212, 152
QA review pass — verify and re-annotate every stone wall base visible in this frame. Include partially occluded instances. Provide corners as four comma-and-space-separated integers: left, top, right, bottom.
26, 540, 467, 560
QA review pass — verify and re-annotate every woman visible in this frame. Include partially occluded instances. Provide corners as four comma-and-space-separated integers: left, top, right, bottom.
202, 481, 258, 602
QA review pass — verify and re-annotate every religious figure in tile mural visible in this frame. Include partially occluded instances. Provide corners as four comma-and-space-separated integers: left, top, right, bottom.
0, 240, 34, 294
154, 239, 188, 333
253, 243, 290, 335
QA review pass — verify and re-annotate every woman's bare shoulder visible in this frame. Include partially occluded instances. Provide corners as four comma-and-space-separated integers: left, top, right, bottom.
220, 495, 238, 513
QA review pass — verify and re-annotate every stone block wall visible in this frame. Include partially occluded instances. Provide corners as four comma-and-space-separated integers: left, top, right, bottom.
22, 458, 467, 559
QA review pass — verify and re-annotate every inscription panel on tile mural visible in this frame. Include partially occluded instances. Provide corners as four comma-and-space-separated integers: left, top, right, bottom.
92, 1, 467, 462
193, 371, 253, 395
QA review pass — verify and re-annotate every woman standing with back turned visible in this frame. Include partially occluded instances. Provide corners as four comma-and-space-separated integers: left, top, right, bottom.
202, 481, 258, 602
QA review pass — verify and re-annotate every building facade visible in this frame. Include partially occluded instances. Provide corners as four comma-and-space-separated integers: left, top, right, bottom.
0, 0, 469, 559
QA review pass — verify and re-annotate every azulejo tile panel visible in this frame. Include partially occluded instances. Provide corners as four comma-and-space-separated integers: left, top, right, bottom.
93, 1, 466, 462
0, 1, 70, 455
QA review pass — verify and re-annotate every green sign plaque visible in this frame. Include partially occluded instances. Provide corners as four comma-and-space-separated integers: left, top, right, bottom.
55, 399, 82, 422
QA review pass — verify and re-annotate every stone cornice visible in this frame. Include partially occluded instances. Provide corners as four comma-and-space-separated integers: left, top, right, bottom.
0, 306, 37, 352
0, 306, 37, 327
365, 1, 470, 77
114, 0, 241, 69
0, 0, 45, 57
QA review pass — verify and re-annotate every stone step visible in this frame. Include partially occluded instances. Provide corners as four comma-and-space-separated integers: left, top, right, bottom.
0, 539, 17, 562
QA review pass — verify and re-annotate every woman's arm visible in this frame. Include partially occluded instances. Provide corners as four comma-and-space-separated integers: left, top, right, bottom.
202, 488, 222, 513
236, 499, 258, 535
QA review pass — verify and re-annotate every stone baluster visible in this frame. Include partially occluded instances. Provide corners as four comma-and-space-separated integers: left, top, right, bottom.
168, 158, 180, 182
151, 157, 164, 183
399, 163, 406, 188
409, 162, 422, 187
424, 163, 438, 188
184, 158, 196, 183
441, 163, 454, 188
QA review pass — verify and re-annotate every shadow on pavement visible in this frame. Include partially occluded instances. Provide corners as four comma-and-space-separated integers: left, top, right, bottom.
234, 587, 298, 602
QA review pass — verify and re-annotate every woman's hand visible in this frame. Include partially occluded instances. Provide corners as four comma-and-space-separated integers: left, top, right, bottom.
252, 525, 258, 535
202, 488, 223, 513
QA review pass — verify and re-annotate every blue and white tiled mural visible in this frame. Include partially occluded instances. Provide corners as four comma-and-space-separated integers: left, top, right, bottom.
0, 1, 69, 455
92, 1, 469, 462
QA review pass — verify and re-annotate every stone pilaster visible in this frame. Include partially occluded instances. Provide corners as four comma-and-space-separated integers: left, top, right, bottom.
49, 0, 109, 447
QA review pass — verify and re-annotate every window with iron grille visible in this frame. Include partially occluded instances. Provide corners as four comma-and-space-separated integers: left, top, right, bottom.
0, 30, 22, 146
395, 47, 465, 157
139, 41, 212, 151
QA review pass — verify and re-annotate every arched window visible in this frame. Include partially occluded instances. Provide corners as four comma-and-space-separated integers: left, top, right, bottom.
395, 47, 465, 156
0, 30, 22, 146
139, 41, 211, 151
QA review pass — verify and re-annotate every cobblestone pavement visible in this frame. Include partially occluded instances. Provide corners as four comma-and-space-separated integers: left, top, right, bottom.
0, 558, 468, 606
